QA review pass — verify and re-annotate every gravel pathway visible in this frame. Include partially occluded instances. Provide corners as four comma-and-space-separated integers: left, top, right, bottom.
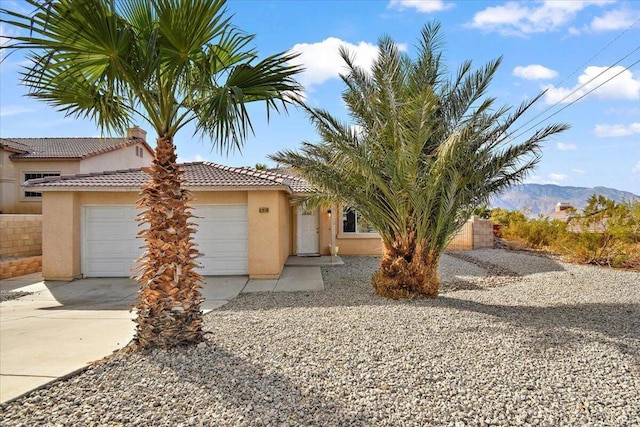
1, 249, 638, 426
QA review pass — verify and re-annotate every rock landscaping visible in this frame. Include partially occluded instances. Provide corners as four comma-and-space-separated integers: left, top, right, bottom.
1, 249, 638, 426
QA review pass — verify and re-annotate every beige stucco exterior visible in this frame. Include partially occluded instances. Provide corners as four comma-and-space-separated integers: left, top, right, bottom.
39, 189, 293, 281
0, 142, 152, 214
38, 185, 493, 281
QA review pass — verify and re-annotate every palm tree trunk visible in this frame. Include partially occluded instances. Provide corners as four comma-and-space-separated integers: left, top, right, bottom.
133, 136, 205, 349
373, 235, 440, 299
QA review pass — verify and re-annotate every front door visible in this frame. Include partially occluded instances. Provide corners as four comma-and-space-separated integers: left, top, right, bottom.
297, 208, 319, 255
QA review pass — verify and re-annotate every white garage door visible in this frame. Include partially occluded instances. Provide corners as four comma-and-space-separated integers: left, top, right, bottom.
83, 205, 248, 277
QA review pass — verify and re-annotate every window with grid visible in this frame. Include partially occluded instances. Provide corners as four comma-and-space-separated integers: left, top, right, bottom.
24, 172, 60, 198
342, 207, 376, 234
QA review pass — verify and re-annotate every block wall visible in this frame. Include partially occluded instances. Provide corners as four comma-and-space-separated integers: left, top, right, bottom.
0, 214, 43, 258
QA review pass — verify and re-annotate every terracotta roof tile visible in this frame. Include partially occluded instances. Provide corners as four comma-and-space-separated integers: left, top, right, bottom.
1, 136, 149, 159
25, 162, 296, 191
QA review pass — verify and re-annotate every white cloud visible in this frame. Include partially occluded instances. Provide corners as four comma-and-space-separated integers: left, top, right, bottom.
388, 0, 453, 13
594, 122, 640, 137
0, 105, 36, 117
543, 66, 640, 104
513, 64, 558, 80
556, 142, 577, 151
291, 37, 407, 90
572, 168, 586, 175
632, 160, 640, 174
468, 1, 613, 36
527, 172, 570, 185
591, 8, 640, 31
549, 173, 568, 182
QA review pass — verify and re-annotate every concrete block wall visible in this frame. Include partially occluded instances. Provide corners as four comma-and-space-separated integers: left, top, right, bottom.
472, 216, 494, 249
0, 256, 42, 279
447, 216, 495, 250
0, 214, 43, 258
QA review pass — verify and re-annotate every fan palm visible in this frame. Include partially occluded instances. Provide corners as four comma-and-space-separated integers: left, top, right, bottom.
1, 0, 302, 348
271, 23, 568, 299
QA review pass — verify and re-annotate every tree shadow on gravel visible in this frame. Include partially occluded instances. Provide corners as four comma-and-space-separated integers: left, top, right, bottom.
435, 297, 640, 359
137, 345, 369, 426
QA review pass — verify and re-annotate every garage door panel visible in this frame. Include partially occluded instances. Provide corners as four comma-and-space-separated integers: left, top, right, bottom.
197, 240, 248, 255
199, 257, 248, 275
84, 204, 247, 277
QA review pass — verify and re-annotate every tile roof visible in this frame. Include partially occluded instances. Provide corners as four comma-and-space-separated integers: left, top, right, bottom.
264, 167, 313, 194
24, 162, 299, 191
0, 136, 150, 159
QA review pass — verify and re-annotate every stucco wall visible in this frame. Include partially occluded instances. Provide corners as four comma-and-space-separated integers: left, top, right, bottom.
1, 149, 17, 214
279, 194, 292, 268
320, 208, 492, 254
42, 192, 81, 280
1, 158, 80, 214
247, 190, 286, 279
78, 142, 151, 173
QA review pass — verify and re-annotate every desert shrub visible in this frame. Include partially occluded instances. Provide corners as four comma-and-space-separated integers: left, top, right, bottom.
497, 197, 640, 270
502, 217, 568, 249
490, 208, 527, 226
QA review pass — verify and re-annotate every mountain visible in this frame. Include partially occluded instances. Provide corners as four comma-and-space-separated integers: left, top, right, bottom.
489, 184, 639, 216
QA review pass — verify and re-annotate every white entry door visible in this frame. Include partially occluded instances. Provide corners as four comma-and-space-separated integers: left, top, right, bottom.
297, 208, 319, 255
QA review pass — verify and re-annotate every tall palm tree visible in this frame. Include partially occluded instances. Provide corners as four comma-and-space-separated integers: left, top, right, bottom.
1, 0, 302, 348
271, 23, 568, 299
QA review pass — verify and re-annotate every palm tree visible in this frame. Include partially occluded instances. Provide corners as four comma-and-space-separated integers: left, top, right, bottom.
1, 0, 302, 348
270, 23, 568, 299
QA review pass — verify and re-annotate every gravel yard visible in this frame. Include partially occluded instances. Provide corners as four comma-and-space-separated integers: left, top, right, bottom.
1, 249, 638, 426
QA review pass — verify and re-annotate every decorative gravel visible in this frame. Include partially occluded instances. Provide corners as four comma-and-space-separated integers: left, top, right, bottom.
1, 249, 639, 426
0, 291, 33, 302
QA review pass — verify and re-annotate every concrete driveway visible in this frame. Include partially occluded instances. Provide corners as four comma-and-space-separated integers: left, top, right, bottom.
0, 267, 324, 403
0, 273, 248, 403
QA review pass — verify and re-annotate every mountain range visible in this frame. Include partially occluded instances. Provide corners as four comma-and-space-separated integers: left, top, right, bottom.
489, 184, 639, 216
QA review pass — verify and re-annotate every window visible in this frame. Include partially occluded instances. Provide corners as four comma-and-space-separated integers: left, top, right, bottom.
24, 172, 60, 198
342, 207, 376, 234
135, 146, 144, 157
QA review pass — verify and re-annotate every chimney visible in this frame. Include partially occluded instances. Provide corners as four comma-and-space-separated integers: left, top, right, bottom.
127, 126, 147, 141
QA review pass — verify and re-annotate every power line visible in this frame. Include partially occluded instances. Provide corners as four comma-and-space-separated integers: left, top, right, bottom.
510, 56, 640, 142
554, 16, 640, 89
508, 44, 640, 138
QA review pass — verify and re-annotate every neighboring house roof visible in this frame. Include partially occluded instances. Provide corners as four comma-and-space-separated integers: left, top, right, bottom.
24, 162, 300, 192
0, 136, 152, 160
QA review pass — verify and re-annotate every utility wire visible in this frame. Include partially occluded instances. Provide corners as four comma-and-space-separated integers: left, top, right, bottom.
505, 17, 640, 140
508, 44, 640, 138
554, 16, 640, 88
510, 56, 640, 142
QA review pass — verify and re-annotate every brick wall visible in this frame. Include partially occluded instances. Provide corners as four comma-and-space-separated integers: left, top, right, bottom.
0, 214, 43, 258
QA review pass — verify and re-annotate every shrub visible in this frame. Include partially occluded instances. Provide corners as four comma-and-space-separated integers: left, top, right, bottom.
497, 197, 640, 270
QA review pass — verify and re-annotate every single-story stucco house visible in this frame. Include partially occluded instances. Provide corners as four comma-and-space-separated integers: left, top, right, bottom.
23, 162, 386, 281
24, 162, 493, 281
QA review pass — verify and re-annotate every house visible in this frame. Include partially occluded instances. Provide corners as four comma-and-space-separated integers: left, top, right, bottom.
0, 127, 153, 214
22, 162, 386, 281
545, 202, 575, 221
25, 161, 493, 281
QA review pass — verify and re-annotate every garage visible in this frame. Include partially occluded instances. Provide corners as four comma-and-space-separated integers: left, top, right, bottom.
82, 204, 248, 277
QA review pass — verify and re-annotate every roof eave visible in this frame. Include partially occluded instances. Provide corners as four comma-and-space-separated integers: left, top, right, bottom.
27, 184, 293, 194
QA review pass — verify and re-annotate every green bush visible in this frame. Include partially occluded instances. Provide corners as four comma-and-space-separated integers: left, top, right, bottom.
497, 197, 640, 270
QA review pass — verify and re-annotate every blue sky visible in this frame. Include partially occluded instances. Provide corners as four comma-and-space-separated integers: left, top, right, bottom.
1, 0, 639, 194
